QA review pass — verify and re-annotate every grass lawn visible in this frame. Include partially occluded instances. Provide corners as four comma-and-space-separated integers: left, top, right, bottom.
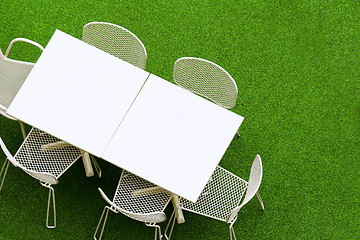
0, 0, 359, 239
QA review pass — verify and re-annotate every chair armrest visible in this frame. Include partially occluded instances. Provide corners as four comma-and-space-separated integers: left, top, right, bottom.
0, 137, 20, 167
5, 38, 44, 57
98, 188, 119, 210
0, 106, 18, 121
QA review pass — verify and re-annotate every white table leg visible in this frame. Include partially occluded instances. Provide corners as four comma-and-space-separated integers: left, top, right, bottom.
131, 186, 162, 197
81, 151, 94, 177
41, 141, 72, 151
171, 194, 185, 224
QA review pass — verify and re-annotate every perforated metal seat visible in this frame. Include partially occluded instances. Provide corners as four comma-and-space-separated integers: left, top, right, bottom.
0, 38, 44, 138
94, 170, 172, 240
83, 22, 147, 69
173, 57, 240, 136
165, 155, 264, 240
0, 127, 82, 228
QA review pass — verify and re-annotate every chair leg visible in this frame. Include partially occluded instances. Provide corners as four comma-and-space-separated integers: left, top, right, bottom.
94, 206, 110, 240
0, 159, 10, 192
19, 121, 27, 139
90, 154, 102, 178
145, 222, 163, 240
236, 130, 240, 138
256, 191, 265, 210
164, 210, 176, 240
229, 221, 237, 240
228, 192, 263, 240
40, 182, 56, 228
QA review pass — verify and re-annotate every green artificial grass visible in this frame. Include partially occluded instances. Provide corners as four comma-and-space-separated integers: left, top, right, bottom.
0, 0, 359, 239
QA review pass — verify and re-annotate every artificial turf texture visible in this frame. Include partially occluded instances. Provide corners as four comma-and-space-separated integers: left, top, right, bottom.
0, 0, 359, 239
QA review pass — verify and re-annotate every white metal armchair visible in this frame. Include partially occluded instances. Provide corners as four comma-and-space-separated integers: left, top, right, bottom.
94, 170, 172, 240
0, 38, 44, 138
0, 127, 82, 228
173, 57, 240, 136
83, 22, 147, 70
165, 155, 264, 240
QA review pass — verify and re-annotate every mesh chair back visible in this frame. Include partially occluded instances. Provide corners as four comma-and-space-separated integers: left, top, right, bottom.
0, 49, 34, 109
173, 57, 238, 109
82, 22, 147, 69
112, 170, 171, 223
227, 155, 263, 223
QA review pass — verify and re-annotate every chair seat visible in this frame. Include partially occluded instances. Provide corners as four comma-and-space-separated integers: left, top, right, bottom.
180, 166, 248, 222
15, 128, 81, 178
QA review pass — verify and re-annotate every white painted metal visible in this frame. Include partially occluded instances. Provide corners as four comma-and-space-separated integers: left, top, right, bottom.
173, 57, 241, 137
6, 30, 244, 209
0, 128, 82, 228
0, 38, 44, 138
94, 170, 172, 240
81, 151, 94, 177
102, 74, 244, 203
83, 22, 147, 70
7, 30, 150, 157
82, 21, 148, 178
173, 57, 238, 109
164, 155, 264, 240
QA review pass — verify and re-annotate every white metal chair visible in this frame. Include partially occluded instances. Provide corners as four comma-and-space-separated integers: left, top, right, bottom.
173, 57, 240, 136
94, 170, 172, 240
165, 155, 264, 240
0, 38, 44, 138
0, 127, 82, 228
83, 22, 147, 70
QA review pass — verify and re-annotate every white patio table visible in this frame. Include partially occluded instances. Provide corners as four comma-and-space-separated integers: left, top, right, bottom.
7, 30, 244, 223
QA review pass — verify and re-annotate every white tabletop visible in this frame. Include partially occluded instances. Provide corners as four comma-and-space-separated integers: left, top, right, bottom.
102, 74, 244, 202
7, 30, 149, 157
7, 30, 244, 202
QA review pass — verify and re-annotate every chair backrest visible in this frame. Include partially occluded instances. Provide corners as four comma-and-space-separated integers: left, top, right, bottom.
0, 137, 58, 185
173, 57, 238, 109
227, 154, 263, 223
82, 22, 147, 69
0, 49, 35, 110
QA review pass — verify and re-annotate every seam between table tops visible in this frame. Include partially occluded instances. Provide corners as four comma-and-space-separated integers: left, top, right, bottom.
100, 72, 151, 157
